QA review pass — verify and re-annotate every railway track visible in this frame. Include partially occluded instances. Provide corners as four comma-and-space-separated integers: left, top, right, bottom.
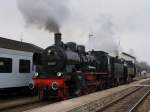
0, 101, 50, 112
0, 93, 61, 112
98, 86, 150, 112
137, 94, 150, 112
0, 98, 60, 112
129, 89, 150, 112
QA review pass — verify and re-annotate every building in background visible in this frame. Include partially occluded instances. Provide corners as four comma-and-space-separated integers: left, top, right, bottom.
120, 52, 136, 63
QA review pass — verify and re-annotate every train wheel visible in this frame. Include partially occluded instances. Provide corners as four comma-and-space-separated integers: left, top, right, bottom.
127, 76, 132, 83
86, 87, 91, 94
92, 85, 97, 93
70, 72, 85, 97
62, 88, 70, 100
101, 81, 105, 90
38, 90, 48, 101
85, 85, 97, 93
114, 78, 119, 87
38, 91, 44, 100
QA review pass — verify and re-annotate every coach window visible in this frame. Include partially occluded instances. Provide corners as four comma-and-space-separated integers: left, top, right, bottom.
0, 57, 12, 73
19, 60, 30, 73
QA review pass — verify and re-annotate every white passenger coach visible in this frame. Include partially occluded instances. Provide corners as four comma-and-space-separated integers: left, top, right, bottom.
0, 37, 43, 90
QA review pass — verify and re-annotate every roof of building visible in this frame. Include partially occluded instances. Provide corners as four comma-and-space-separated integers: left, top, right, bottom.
122, 52, 136, 59
0, 37, 43, 53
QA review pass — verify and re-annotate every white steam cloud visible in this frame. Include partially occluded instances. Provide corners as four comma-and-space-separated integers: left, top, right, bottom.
86, 15, 119, 56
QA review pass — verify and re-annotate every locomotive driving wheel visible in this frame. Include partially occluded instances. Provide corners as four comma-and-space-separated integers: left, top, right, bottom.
38, 90, 47, 100
85, 85, 97, 94
70, 72, 86, 97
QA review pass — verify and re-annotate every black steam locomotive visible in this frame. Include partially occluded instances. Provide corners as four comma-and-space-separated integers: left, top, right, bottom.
30, 33, 136, 100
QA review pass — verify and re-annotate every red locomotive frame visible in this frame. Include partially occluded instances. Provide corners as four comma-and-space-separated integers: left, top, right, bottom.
32, 78, 69, 100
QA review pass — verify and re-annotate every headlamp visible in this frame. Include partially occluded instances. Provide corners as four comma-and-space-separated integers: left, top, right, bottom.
57, 72, 62, 77
34, 72, 39, 77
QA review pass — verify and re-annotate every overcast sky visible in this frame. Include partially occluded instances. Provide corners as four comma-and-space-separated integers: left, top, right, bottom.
0, 0, 150, 63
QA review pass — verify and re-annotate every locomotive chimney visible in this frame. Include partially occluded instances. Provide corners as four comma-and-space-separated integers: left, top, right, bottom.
54, 33, 62, 45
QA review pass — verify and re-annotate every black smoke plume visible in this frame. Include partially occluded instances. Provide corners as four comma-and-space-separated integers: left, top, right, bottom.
18, 0, 70, 33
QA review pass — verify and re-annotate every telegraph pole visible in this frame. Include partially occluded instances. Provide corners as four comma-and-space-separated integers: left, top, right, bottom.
20, 33, 23, 42
89, 33, 94, 51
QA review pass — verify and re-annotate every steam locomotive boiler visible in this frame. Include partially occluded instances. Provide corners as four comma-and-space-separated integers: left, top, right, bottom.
30, 33, 136, 100
30, 33, 97, 100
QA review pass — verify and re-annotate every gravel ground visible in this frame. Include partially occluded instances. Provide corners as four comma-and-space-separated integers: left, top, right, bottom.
136, 93, 150, 112
0, 101, 51, 112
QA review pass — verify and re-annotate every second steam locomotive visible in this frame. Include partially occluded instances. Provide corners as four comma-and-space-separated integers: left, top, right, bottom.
29, 33, 136, 100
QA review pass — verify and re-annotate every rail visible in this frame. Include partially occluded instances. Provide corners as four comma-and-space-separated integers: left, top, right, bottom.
128, 89, 150, 112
